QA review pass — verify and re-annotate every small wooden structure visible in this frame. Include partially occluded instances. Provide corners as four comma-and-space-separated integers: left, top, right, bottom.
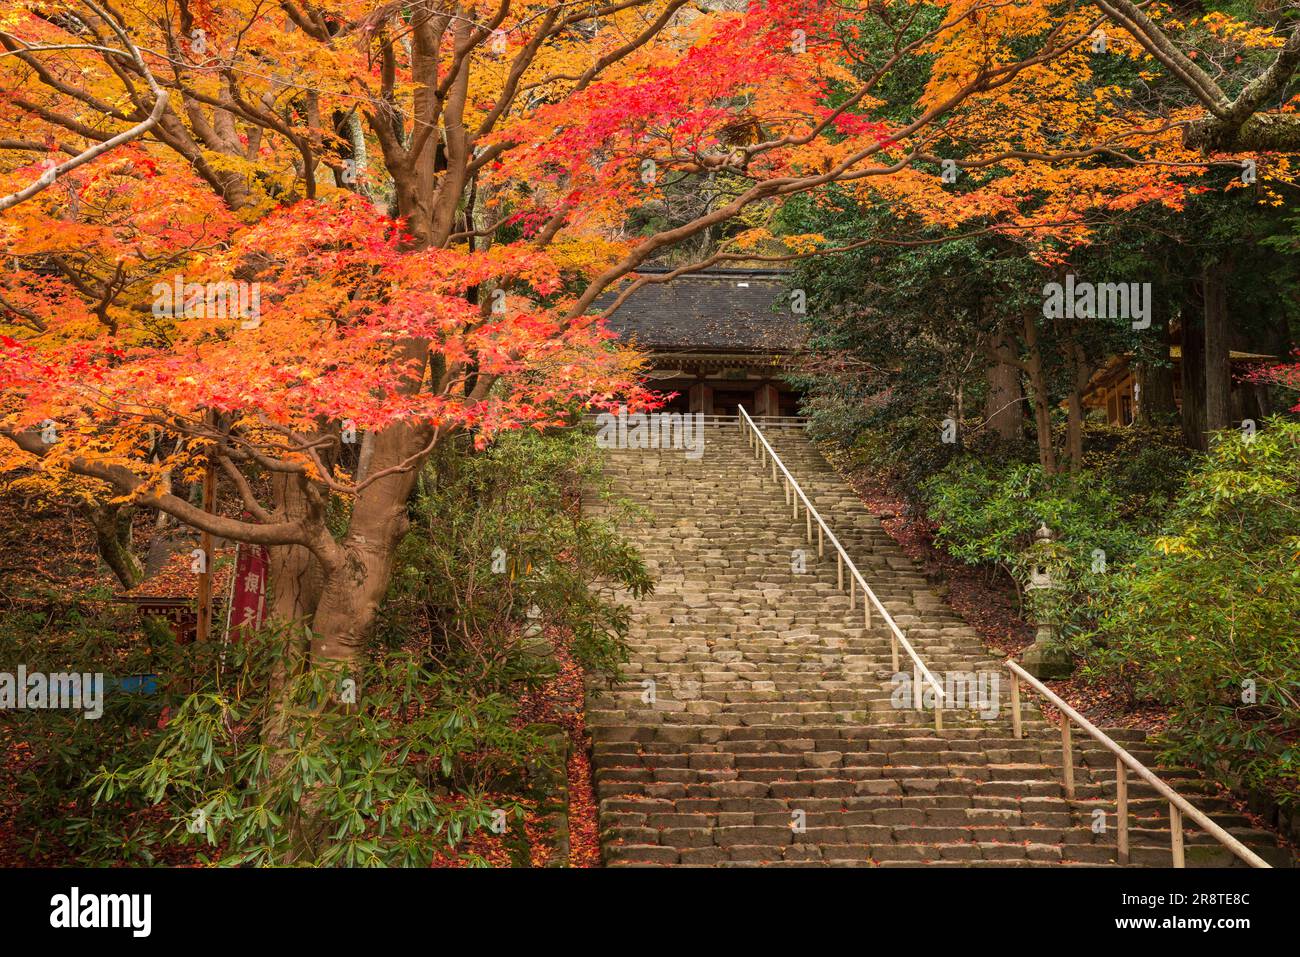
599, 268, 804, 416
114, 548, 232, 644
113, 593, 199, 644
1082, 346, 1275, 426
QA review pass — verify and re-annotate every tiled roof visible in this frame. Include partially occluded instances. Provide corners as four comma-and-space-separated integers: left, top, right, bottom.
598, 269, 802, 354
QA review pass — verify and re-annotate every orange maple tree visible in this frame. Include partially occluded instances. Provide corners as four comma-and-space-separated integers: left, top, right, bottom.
2, 0, 1259, 669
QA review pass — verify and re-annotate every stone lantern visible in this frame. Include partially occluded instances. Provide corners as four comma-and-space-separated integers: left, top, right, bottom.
1020, 522, 1074, 679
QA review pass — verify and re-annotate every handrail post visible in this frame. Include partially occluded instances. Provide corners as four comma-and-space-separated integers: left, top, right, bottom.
806, 507, 812, 542
837, 554, 843, 590
933, 687, 943, 732
849, 576, 855, 610
891, 634, 899, 672
1170, 804, 1184, 867
1116, 757, 1129, 864
1004, 657, 1271, 869
1010, 670, 1022, 740
818, 525, 824, 558
1061, 719, 1075, 798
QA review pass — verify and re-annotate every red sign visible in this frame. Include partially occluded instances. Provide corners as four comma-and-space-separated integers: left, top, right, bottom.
225, 543, 268, 642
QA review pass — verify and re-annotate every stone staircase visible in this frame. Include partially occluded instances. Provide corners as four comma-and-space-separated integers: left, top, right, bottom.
584, 420, 1294, 867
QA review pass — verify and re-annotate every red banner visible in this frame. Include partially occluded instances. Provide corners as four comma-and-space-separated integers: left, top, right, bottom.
225, 543, 268, 642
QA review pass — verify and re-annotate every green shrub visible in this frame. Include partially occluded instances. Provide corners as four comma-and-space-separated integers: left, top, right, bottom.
2, 592, 551, 866
380, 425, 650, 684
920, 453, 1170, 645
921, 457, 1149, 580
87, 633, 540, 867
1077, 423, 1190, 519
5, 426, 649, 865
1085, 418, 1300, 806
0, 591, 164, 863
826, 410, 1023, 506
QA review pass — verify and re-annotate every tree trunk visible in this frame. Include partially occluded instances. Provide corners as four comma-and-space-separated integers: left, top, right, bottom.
1184, 112, 1300, 153
356, 430, 376, 484
1180, 308, 1207, 450
307, 420, 431, 666
266, 474, 326, 625
84, 503, 143, 589
1203, 259, 1232, 436
984, 332, 1024, 440
260, 425, 435, 863
1022, 313, 1058, 473
1065, 389, 1083, 472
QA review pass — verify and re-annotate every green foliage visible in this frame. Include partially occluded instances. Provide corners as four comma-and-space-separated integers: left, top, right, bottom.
830, 410, 973, 505
381, 425, 650, 684
2, 602, 545, 866
1078, 424, 1190, 518
919, 427, 1193, 637
0, 594, 163, 863
5, 427, 649, 865
921, 456, 1149, 583
1084, 418, 1300, 806
88, 633, 541, 867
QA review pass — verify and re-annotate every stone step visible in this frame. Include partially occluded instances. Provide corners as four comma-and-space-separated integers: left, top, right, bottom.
586, 424, 1295, 868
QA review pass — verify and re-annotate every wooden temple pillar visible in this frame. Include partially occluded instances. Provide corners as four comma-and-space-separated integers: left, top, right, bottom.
754, 382, 780, 417
689, 381, 714, 414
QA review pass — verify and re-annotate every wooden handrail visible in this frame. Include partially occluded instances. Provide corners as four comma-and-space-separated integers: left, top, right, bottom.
1005, 658, 1271, 869
589, 407, 1264, 866
738, 407, 948, 729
